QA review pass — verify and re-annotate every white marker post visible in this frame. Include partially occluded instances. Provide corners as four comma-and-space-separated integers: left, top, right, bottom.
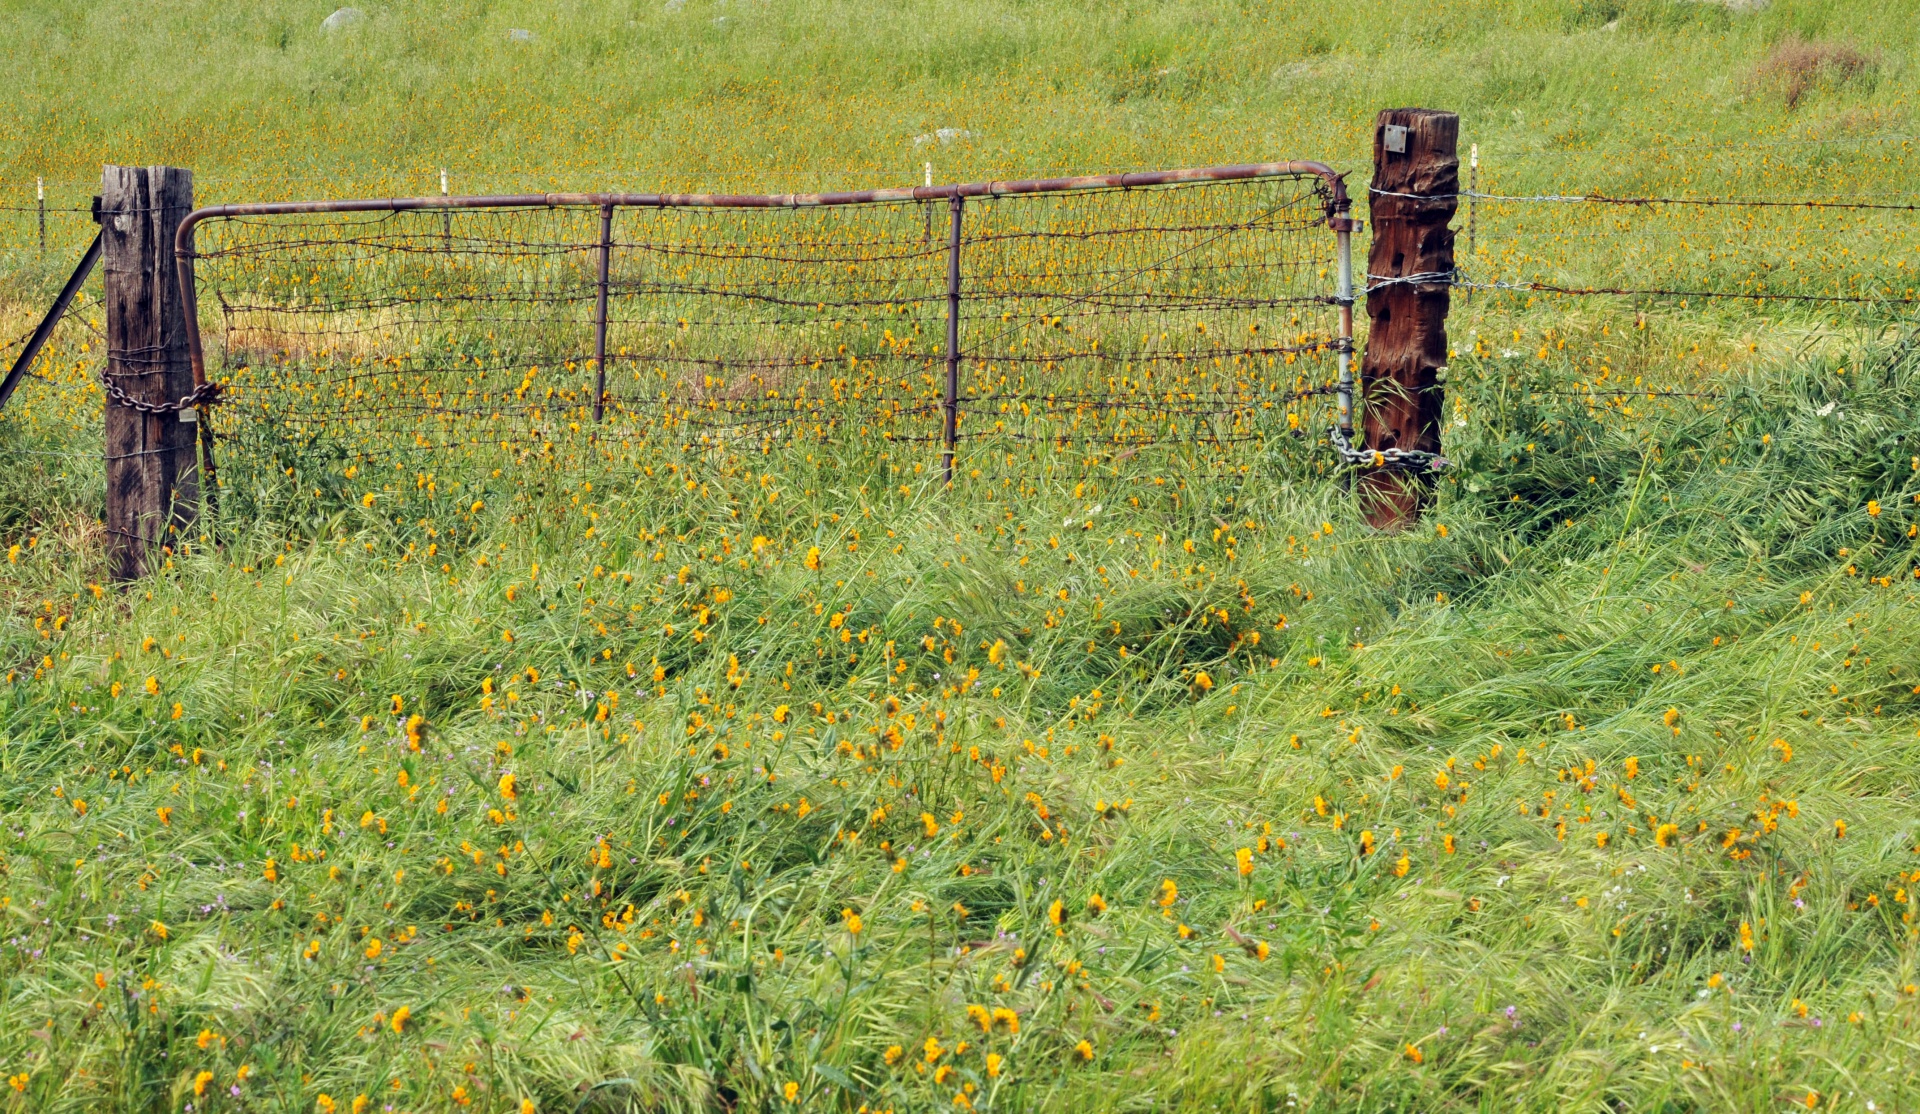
923, 161, 935, 241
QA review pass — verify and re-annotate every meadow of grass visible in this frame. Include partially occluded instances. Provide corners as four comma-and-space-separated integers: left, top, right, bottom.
3, 1, 1920, 1112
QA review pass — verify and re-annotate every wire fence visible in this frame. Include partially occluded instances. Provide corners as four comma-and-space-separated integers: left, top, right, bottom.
1424, 167, 1920, 308
0, 182, 95, 270
6, 147, 1920, 500
185, 171, 1350, 480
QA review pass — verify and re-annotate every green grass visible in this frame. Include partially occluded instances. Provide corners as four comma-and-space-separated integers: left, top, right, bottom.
0, 322, 1916, 1112
3, 1, 1920, 1111
3, 0, 1918, 212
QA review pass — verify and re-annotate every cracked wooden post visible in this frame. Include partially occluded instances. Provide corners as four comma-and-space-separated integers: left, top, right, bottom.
1358, 109, 1457, 530
102, 165, 198, 581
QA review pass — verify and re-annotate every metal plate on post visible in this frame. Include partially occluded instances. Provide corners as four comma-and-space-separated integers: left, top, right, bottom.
1383, 125, 1409, 154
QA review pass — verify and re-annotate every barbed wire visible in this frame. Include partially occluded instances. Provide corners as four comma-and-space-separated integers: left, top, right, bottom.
1453, 276, 1919, 305
1371, 187, 1920, 212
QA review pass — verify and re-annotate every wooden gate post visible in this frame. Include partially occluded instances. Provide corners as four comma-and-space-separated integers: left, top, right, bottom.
1357, 109, 1457, 530
102, 165, 199, 581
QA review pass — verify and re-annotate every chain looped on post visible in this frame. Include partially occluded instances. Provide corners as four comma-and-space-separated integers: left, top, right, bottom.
99, 372, 224, 416
1329, 424, 1449, 471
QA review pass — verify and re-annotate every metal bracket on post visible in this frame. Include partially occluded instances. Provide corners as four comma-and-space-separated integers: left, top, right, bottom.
940, 194, 964, 485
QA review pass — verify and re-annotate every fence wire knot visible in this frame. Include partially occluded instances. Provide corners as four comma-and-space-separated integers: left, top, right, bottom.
1365, 270, 1457, 294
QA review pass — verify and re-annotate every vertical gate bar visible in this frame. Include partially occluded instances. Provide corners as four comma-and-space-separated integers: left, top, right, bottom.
199, 410, 220, 531
175, 206, 218, 525
1335, 206, 1355, 450
941, 194, 964, 484
592, 203, 613, 423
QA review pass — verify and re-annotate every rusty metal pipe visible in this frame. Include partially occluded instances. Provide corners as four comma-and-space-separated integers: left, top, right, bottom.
941, 195, 964, 485
1335, 225, 1354, 442
1329, 190, 1358, 449
175, 241, 208, 390
592, 203, 613, 423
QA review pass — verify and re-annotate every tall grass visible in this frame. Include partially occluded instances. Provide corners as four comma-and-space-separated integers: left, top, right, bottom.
0, 313, 1916, 1110
2, 1, 1920, 1111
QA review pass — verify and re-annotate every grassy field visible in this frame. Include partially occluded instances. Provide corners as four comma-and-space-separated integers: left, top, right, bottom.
4, 2, 1920, 1112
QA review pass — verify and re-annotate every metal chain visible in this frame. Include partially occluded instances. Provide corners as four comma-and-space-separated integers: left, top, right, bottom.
99, 371, 223, 416
1329, 423, 1450, 471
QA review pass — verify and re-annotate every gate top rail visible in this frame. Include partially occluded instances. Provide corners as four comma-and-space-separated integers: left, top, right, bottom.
170, 159, 1349, 393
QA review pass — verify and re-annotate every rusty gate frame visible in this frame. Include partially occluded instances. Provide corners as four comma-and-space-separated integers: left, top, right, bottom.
172, 161, 1357, 483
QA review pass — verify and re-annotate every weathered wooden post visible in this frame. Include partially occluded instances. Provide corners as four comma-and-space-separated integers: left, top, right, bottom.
1358, 109, 1457, 530
102, 165, 200, 581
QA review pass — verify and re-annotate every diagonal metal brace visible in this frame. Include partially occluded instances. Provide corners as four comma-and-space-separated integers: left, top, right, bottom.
0, 230, 103, 410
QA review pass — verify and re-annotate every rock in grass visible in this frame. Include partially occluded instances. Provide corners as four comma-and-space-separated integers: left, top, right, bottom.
507, 27, 535, 42
321, 7, 365, 31
913, 128, 976, 147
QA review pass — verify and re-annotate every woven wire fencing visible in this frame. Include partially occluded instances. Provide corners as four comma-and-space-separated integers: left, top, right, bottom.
187, 172, 1345, 498
1447, 182, 1920, 308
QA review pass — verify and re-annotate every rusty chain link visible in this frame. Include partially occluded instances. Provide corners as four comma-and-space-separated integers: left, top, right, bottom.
99, 371, 223, 416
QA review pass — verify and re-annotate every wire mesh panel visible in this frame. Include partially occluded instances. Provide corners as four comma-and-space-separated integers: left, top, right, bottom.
199, 207, 606, 458
185, 170, 1344, 492
959, 177, 1338, 449
604, 201, 950, 446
